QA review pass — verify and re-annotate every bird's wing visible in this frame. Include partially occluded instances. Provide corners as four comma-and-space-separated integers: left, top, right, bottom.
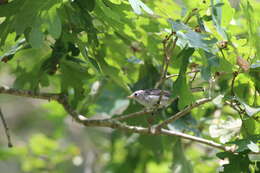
144, 89, 171, 97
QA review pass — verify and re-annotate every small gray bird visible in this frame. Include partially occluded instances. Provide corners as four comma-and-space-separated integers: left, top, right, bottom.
128, 89, 173, 109
128, 88, 204, 109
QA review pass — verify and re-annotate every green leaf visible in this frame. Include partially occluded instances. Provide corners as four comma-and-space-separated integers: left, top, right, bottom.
227, 135, 260, 153
172, 47, 195, 109
247, 141, 259, 153
13, 0, 60, 34
242, 103, 260, 117
168, 19, 190, 31
60, 60, 90, 90
201, 51, 220, 81
0, 0, 24, 17
216, 152, 250, 173
47, 6, 62, 39
178, 31, 217, 51
75, 0, 95, 12
212, 94, 224, 105
235, 99, 260, 117
109, 99, 130, 115
168, 19, 217, 51
134, 61, 160, 89
211, 0, 227, 39
0, 39, 26, 61
128, 0, 154, 15
29, 26, 44, 49
96, 0, 123, 26
172, 138, 193, 173
12, 46, 51, 90
0, 19, 13, 45
96, 48, 130, 93
139, 135, 163, 157
209, 116, 242, 143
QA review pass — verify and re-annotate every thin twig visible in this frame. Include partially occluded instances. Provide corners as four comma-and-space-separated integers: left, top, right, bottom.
0, 108, 13, 147
112, 110, 152, 121
155, 9, 199, 107
166, 70, 200, 79
155, 98, 212, 130
155, 33, 175, 89
231, 71, 238, 96
155, 36, 177, 89
225, 101, 260, 123
225, 101, 243, 114
156, 70, 201, 87
190, 70, 199, 83
155, 37, 178, 107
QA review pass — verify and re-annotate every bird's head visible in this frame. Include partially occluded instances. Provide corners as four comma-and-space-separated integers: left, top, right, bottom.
127, 90, 146, 100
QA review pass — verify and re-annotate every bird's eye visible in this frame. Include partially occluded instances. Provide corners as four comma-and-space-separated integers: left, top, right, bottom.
134, 93, 138, 96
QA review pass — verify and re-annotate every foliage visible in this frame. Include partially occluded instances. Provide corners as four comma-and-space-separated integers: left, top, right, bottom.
0, 0, 259, 172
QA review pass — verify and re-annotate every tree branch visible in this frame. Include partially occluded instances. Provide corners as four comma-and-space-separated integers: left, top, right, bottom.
0, 108, 13, 147
231, 71, 238, 96
0, 85, 249, 153
0, 86, 61, 101
112, 110, 153, 121
160, 129, 228, 151
77, 115, 230, 152
155, 98, 212, 130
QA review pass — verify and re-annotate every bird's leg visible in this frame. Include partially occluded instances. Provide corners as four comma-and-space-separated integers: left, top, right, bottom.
146, 108, 160, 134
146, 112, 155, 125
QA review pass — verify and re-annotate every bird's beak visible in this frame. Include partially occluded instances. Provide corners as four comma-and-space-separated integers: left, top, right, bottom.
127, 95, 134, 99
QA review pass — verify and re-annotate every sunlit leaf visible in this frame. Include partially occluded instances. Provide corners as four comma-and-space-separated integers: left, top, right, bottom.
241, 102, 260, 117
128, 0, 153, 15
209, 116, 242, 143
247, 141, 259, 153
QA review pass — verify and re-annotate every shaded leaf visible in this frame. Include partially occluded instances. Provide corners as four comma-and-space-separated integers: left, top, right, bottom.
75, 0, 95, 12
227, 135, 260, 153
110, 99, 130, 115
29, 26, 44, 49
172, 138, 193, 173
216, 152, 250, 173
47, 6, 62, 39
172, 47, 195, 109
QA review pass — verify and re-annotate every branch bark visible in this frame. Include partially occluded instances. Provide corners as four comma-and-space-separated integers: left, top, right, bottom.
0, 108, 13, 147
112, 110, 153, 121
0, 85, 241, 153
